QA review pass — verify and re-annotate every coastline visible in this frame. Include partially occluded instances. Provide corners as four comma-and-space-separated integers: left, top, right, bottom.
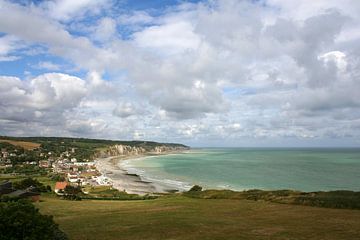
94, 151, 190, 195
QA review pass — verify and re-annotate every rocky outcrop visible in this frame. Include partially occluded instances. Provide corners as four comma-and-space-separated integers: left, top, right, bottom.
95, 144, 189, 158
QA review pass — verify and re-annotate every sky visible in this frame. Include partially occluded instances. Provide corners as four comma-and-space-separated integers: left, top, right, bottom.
0, 0, 360, 147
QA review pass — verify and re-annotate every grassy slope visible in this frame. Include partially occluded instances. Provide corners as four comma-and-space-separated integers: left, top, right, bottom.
36, 195, 360, 240
185, 189, 360, 210
0, 139, 40, 150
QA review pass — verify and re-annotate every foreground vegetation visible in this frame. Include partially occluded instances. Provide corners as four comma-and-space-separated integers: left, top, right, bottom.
36, 194, 360, 240
3, 174, 359, 239
185, 187, 360, 210
0, 199, 68, 240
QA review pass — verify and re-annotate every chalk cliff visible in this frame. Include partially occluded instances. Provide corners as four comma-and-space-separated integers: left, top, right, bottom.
95, 143, 189, 158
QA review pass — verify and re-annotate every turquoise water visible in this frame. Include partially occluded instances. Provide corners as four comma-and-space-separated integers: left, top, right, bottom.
124, 148, 360, 192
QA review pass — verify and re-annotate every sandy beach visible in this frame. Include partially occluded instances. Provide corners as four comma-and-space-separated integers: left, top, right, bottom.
94, 155, 176, 195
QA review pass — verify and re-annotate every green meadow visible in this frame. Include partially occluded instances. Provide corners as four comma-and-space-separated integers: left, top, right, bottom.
36, 194, 360, 240
2, 175, 360, 239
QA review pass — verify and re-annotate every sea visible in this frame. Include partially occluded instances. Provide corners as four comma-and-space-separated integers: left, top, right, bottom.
120, 148, 360, 192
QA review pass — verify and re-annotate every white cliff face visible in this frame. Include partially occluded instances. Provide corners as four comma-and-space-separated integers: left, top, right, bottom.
96, 144, 189, 158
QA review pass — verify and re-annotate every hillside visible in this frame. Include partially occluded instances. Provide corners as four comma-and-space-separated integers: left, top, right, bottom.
0, 136, 189, 161
0, 139, 40, 150
36, 194, 360, 240
0, 136, 188, 148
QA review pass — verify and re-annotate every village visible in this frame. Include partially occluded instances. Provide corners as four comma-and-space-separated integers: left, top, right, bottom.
0, 142, 112, 196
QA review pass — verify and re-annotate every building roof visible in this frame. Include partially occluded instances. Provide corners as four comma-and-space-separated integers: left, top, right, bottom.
0, 180, 12, 190
6, 190, 40, 197
0, 181, 14, 195
55, 182, 68, 190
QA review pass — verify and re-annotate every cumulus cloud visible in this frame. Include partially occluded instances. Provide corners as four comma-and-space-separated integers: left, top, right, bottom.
0, 0, 115, 71
32, 61, 61, 71
0, 35, 24, 61
40, 0, 110, 22
0, 0, 360, 146
113, 102, 139, 118
0, 73, 87, 134
118, 11, 154, 26
134, 21, 201, 55
92, 17, 117, 42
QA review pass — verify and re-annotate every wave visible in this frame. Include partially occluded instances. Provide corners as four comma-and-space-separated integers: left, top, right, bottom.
119, 157, 193, 192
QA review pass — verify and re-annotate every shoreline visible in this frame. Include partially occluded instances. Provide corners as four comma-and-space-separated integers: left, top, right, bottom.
94, 151, 190, 195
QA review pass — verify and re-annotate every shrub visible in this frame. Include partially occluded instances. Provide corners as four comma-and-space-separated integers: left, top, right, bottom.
13, 178, 48, 192
50, 174, 65, 182
189, 185, 203, 192
0, 199, 68, 240
64, 185, 82, 195
62, 185, 82, 201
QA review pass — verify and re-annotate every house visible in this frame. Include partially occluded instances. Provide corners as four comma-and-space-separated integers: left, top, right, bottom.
67, 172, 78, 179
68, 177, 79, 183
54, 182, 68, 195
39, 160, 50, 168
70, 165, 79, 172
6, 189, 40, 202
96, 176, 112, 186
0, 181, 13, 195
2, 151, 9, 158
0, 181, 40, 202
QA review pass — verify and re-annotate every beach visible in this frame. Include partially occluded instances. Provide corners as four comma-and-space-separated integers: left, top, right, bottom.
94, 154, 187, 195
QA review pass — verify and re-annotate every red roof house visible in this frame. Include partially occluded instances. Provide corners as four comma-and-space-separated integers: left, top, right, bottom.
54, 182, 68, 195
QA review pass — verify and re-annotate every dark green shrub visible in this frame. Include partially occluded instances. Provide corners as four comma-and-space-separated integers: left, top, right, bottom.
189, 185, 203, 192
50, 174, 65, 182
13, 178, 47, 192
0, 199, 68, 240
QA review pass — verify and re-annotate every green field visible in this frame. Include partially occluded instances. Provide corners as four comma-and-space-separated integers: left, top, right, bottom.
36, 194, 360, 240
2, 175, 360, 239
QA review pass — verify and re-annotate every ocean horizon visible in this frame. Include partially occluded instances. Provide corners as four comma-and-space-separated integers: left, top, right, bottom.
121, 147, 360, 192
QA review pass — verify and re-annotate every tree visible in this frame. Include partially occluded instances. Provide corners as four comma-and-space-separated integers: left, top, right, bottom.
13, 178, 49, 192
64, 185, 82, 195
188, 185, 203, 192
0, 199, 68, 240
63, 185, 82, 200
50, 174, 65, 182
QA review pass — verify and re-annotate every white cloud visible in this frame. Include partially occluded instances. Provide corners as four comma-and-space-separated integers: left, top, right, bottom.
29, 73, 87, 109
318, 51, 347, 72
118, 11, 154, 25
0, 35, 23, 61
0, 0, 360, 146
134, 21, 201, 55
92, 17, 117, 42
41, 0, 109, 22
32, 61, 61, 71
0, 73, 87, 132
113, 102, 139, 118
0, 1, 115, 71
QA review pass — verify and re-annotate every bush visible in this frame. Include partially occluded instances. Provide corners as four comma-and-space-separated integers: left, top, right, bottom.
63, 194, 82, 201
62, 185, 82, 201
189, 185, 203, 192
50, 174, 65, 182
0, 199, 68, 240
13, 178, 49, 192
64, 185, 82, 195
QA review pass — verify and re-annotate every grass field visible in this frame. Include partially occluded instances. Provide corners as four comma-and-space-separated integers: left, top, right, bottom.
36, 194, 360, 240
0, 139, 40, 150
